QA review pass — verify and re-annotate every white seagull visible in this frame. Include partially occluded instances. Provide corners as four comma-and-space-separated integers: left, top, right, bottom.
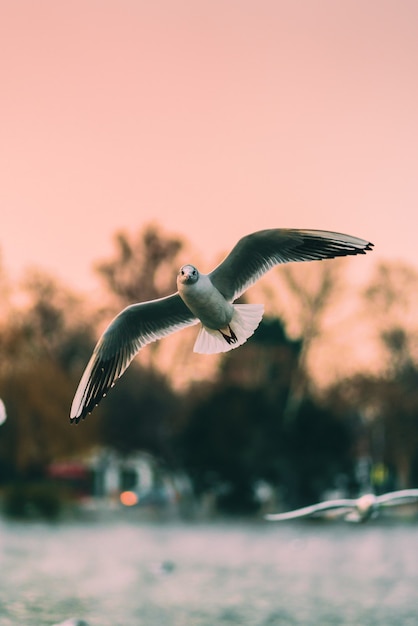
70, 228, 373, 423
52, 619, 89, 626
265, 489, 418, 523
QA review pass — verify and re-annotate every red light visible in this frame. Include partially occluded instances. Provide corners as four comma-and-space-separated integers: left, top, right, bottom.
120, 491, 138, 506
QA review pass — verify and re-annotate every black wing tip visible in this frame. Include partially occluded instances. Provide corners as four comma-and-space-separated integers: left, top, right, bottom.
69, 359, 116, 424
69, 399, 98, 424
357, 240, 374, 253
309, 231, 374, 249
314, 237, 374, 259
330, 236, 374, 254
69, 410, 90, 425
345, 240, 374, 256
70, 414, 84, 425
69, 387, 111, 424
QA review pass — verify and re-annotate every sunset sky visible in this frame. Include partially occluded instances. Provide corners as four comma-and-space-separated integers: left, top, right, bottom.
1, 0, 417, 294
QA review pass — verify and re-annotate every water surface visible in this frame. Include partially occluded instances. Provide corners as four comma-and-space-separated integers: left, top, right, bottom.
0, 516, 417, 625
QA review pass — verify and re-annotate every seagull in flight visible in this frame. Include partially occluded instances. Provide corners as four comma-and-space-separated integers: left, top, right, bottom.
265, 489, 418, 523
52, 619, 89, 626
70, 228, 373, 423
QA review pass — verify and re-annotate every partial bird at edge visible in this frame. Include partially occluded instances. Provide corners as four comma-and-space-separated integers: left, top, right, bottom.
70, 228, 373, 423
0, 398, 6, 426
265, 489, 418, 523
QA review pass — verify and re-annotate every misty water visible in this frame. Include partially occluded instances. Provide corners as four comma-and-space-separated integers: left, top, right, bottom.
0, 515, 417, 626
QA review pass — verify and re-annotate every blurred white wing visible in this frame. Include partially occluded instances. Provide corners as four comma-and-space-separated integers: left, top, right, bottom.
377, 489, 418, 507
265, 498, 356, 521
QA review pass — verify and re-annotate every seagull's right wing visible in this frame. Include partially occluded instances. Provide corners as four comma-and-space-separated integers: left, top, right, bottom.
70, 293, 198, 423
265, 499, 356, 521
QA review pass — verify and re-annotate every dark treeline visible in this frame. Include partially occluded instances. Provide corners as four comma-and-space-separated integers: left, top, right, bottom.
0, 225, 418, 515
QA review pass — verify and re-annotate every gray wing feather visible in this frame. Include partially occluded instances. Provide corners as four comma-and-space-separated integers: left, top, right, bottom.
209, 229, 373, 301
70, 293, 197, 423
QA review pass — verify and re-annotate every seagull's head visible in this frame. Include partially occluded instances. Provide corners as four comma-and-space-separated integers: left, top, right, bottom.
177, 264, 199, 286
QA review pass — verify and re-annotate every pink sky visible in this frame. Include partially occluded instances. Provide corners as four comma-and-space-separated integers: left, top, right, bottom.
1, 0, 417, 293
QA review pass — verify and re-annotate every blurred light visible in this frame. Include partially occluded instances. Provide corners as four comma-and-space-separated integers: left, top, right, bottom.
120, 491, 138, 506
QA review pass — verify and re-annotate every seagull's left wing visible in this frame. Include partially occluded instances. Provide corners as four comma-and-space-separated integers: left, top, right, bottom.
209, 229, 373, 301
376, 489, 418, 507
70, 293, 198, 423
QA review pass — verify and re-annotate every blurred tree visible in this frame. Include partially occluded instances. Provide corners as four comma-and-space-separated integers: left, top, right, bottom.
20, 269, 97, 372
95, 223, 185, 306
178, 316, 352, 513
220, 317, 302, 396
267, 260, 347, 422
364, 261, 418, 376
0, 358, 98, 478
0, 271, 99, 479
277, 398, 354, 507
0, 249, 12, 321
328, 362, 418, 489
364, 261, 418, 323
359, 262, 418, 487
99, 364, 182, 461
94, 223, 193, 370
178, 384, 275, 513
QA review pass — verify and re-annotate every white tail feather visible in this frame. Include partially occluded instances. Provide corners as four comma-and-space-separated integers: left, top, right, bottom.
193, 304, 264, 354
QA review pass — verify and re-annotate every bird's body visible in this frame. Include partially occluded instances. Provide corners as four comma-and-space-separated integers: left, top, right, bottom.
177, 266, 234, 329
176, 264, 264, 352
70, 228, 373, 423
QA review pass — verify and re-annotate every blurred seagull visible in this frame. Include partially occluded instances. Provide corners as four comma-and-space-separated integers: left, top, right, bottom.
53, 618, 88, 626
265, 489, 418, 523
70, 228, 373, 423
